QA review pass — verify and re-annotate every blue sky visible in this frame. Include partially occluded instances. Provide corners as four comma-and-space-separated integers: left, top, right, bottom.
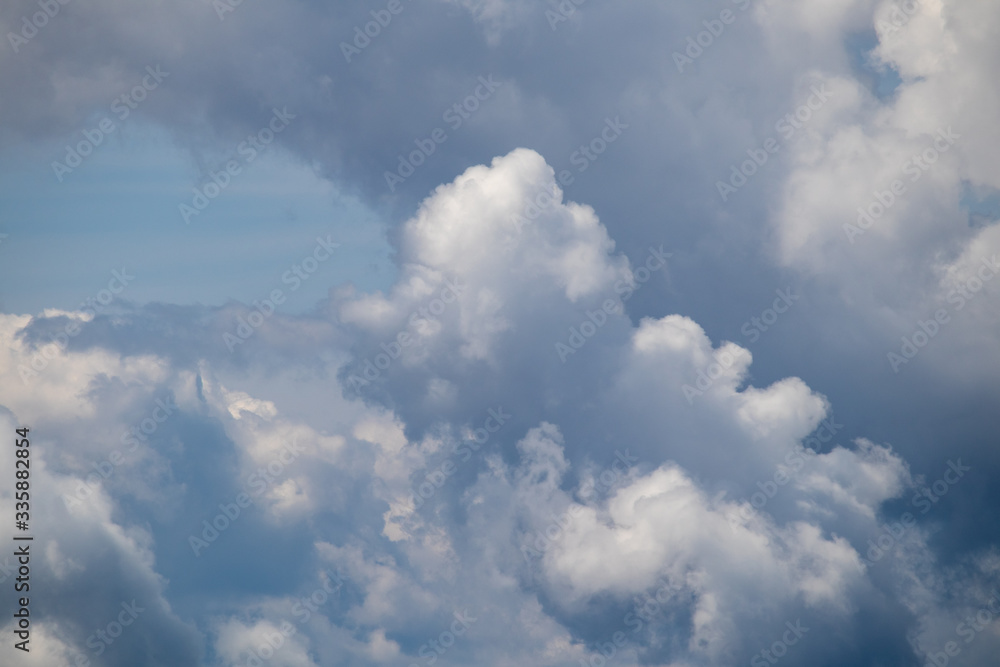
2, 1, 1000, 666
0, 122, 395, 314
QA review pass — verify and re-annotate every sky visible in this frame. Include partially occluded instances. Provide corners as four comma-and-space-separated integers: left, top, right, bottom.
1, 0, 1000, 666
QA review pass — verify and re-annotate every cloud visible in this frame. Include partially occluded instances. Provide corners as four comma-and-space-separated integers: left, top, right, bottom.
3, 1, 1000, 661
0, 143, 986, 666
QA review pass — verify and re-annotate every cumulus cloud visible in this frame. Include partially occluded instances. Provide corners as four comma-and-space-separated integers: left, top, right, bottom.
1, 140, 993, 665
3, 1, 1000, 664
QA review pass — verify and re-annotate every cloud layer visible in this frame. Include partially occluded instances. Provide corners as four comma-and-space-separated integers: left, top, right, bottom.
3, 0, 1000, 665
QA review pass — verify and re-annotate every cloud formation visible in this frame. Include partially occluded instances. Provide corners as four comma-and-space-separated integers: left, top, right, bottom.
3, 0, 1000, 665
